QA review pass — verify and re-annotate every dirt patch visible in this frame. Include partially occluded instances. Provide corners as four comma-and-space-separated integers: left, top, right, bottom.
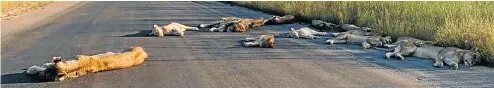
1, 1, 54, 20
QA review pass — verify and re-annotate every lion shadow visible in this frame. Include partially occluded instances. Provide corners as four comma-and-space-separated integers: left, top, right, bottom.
117, 30, 155, 37
227, 40, 246, 48
1, 71, 54, 84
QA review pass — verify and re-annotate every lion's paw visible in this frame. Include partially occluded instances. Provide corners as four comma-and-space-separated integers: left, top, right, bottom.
433, 62, 443, 68
450, 63, 459, 70
384, 53, 392, 59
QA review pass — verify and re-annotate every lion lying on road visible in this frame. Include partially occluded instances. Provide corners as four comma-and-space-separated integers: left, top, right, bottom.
384, 37, 434, 60
330, 29, 376, 37
244, 34, 275, 48
26, 47, 148, 81
264, 15, 295, 25
150, 22, 199, 37
339, 24, 372, 32
413, 46, 480, 70
200, 17, 264, 33
326, 33, 391, 49
384, 37, 434, 48
385, 39, 481, 70
286, 27, 327, 40
311, 20, 338, 31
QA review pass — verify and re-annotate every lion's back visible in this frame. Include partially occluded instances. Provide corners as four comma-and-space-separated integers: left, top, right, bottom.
414, 46, 444, 59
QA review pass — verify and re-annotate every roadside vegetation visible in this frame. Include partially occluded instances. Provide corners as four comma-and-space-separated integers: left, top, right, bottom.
1, 1, 53, 20
233, 1, 494, 66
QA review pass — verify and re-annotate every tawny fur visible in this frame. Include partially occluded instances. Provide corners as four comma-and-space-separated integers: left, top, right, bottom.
244, 34, 276, 48
413, 46, 479, 70
54, 47, 148, 81
265, 15, 295, 25
234, 18, 264, 33
311, 20, 338, 31
287, 27, 327, 39
151, 22, 199, 37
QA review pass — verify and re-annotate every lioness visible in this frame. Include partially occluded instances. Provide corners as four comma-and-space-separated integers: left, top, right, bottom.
200, 17, 264, 33
311, 20, 338, 31
234, 18, 265, 32
264, 15, 295, 25
413, 46, 480, 70
384, 40, 422, 60
150, 22, 199, 37
26, 47, 148, 81
244, 34, 275, 48
198, 17, 243, 28
384, 36, 434, 48
384, 37, 433, 60
330, 30, 376, 37
286, 27, 327, 40
326, 33, 391, 49
339, 24, 372, 32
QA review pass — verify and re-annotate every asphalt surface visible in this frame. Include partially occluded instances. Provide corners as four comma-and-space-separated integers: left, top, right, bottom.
2, 1, 494, 88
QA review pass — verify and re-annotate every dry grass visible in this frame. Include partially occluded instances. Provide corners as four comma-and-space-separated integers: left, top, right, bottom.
234, 1, 494, 66
1, 1, 53, 20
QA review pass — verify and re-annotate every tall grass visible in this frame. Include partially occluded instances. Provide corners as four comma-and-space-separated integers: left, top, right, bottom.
234, 1, 494, 66
1, 1, 53, 17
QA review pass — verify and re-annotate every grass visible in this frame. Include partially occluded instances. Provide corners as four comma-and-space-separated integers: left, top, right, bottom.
1, 1, 53, 19
233, 1, 494, 66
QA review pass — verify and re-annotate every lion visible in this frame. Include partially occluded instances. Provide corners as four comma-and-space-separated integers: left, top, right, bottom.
150, 22, 199, 37
330, 30, 377, 37
384, 36, 434, 48
383, 37, 434, 60
339, 24, 372, 32
326, 33, 392, 49
384, 40, 423, 60
435, 47, 481, 70
311, 20, 338, 31
286, 27, 328, 40
264, 15, 295, 25
198, 17, 242, 28
26, 47, 148, 81
234, 18, 265, 33
244, 34, 276, 48
412, 46, 480, 70
205, 17, 264, 33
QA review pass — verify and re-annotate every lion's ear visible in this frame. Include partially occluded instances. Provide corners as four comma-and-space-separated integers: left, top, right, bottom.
53, 56, 62, 63
291, 28, 296, 31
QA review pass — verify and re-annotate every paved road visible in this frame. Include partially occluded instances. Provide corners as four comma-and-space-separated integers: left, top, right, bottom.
2, 1, 493, 88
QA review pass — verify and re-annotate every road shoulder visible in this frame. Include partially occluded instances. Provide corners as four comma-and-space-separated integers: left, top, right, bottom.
1, 1, 84, 38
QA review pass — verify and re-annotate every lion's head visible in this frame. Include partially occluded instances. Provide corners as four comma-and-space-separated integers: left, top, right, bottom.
380, 36, 392, 45
287, 28, 299, 38
153, 24, 164, 37
35, 57, 64, 81
458, 50, 481, 66
263, 34, 275, 48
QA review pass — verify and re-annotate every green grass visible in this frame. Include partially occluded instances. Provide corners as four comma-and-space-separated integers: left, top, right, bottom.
234, 1, 494, 66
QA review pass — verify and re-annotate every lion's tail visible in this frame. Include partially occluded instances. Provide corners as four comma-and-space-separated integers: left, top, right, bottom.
131, 47, 148, 64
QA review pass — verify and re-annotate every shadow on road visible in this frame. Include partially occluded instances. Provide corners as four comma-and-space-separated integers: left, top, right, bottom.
1, 72, 53, 84
117, 30, 154, 37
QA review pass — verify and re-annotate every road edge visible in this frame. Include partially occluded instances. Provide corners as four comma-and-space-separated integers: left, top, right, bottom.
1, 1, 85, 38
